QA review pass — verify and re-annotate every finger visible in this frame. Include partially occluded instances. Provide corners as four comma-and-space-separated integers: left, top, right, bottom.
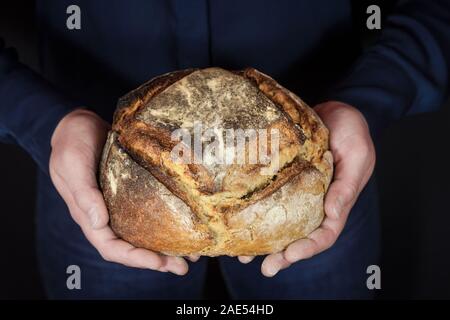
70, 194, 188, 275
83, 224, 189, 275
238, 256, 255, 264
261, 252, 291, 277
283, 220, 341, 263
186, 255, 200, 262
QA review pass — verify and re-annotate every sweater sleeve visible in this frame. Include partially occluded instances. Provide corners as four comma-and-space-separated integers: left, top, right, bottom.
326, 0, 450, 138
0, 38, 80, 175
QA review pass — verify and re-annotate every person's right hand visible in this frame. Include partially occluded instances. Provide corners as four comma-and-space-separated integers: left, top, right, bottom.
49, 109, 190, 275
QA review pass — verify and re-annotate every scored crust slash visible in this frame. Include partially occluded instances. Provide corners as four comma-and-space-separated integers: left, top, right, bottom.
99, 67, 333, 256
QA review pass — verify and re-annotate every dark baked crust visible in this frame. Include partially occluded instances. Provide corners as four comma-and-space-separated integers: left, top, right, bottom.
113, 69, 197, 127
99, 132, 214, 255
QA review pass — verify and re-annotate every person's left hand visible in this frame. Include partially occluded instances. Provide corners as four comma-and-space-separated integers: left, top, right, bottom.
238, 101, 376, 277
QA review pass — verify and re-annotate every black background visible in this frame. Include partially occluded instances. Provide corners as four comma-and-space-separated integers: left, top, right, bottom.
0, 1, 449, 299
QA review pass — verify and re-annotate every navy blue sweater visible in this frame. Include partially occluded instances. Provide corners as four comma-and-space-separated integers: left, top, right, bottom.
0, 0, 449, 176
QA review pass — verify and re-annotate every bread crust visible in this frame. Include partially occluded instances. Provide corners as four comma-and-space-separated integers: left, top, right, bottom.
100, 67, 333, 256
100, 132, 214, 254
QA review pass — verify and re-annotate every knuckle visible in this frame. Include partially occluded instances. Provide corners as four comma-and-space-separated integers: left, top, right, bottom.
120, 248, 132, 262
324, 240, 337, 252
59, 146, 78, 163
99, 249, 113, 263
72, 188, 90, 209
320, 229, 337, 249
118, 247, 139, 267
326, 232, 338, 248
342, 180, 358, 201
75, 186, 95, 200
71, 188, 84, 200
53, 147, 80, 174
49, 150, 61, 168
356, 140, 372, 158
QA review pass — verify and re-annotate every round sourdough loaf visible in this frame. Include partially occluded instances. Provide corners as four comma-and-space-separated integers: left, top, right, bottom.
99, 67, 333, 256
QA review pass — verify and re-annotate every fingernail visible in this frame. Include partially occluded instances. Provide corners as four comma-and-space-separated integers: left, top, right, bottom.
333, 196, 344, 218
88, 207, 99, 228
